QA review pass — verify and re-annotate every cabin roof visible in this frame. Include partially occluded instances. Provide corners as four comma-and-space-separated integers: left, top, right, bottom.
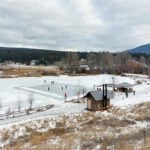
117, 82, 133, 88
84, 90, 114, 101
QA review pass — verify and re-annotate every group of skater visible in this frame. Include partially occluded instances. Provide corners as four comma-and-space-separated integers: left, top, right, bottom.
61, 85, 68, 91
61, 85, 68, 99
45, 80, 55, 91
44, 80, 68, 99
43, 80, 88, 101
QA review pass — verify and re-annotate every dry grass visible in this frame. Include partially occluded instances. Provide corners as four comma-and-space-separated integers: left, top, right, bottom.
130, 102, 150, 121
1, 67, 60, 77
2, 130, 9, 142
98, 118, 135, 127
115, 141, 134, 150
5, 136, 150, 150
2, 103, 150, 150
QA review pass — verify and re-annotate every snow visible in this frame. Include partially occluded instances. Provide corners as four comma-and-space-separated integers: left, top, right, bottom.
112, 83, 150, 108
135, 121, 150, 128
0, 63, 58, 69
123, 73, 149, 79
0, 74, 149, 125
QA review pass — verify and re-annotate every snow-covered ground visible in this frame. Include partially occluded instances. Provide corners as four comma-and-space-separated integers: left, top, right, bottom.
0, 74, 150, 149
0, 74, 149, 125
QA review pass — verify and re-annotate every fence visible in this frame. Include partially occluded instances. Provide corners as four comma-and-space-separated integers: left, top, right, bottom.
0, 104, 54, 120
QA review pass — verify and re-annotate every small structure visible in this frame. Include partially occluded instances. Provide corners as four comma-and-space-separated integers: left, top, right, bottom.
76, 65, 90, 73
116, 82, 133, 92
84, 84, 114, 111
30, 60, 38, 66
79, 58, 86, 65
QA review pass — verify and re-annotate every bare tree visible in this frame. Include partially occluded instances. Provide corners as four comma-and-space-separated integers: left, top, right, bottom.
66, 52, 79, 74
17, 100, 21, 112
6, 107, 10, 119
67, 52, 79, 66
16, 95, 21, 112
148, 69, 150, 79
139, 56, 146, 65
86, 52, 97, 67
27, 93, 34, 110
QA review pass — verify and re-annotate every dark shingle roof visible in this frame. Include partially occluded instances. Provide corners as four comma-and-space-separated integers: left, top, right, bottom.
84, 90, 114, 101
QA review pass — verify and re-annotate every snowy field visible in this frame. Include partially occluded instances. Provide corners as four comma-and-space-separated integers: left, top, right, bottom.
0, 74, 150, 125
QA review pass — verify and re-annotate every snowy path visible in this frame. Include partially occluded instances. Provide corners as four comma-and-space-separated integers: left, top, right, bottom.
0, 103, 86, 126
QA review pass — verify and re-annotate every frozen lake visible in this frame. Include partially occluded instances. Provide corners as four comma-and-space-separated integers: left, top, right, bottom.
0, 74, 144, 115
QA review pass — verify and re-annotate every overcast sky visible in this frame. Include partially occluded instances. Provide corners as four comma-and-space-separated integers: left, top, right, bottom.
0, 0, 150, 52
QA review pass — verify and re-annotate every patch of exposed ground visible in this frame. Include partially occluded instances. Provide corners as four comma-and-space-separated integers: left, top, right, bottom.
0, 66, 61, 77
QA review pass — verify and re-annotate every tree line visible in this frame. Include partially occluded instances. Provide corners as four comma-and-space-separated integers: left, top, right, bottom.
63, 52, 150, 75
0, 47, 149, 75
0, 47, 66, 65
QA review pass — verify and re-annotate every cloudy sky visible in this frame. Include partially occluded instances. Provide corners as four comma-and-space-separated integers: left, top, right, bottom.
0, 0, 150, 52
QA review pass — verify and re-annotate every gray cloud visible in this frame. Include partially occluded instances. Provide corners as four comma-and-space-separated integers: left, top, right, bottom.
0, 0, 150, 52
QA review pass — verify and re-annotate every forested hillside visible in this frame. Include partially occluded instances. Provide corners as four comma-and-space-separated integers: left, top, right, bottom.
0, 47, 66, 65
0, 47, 87, 65
128, 44, 150, 54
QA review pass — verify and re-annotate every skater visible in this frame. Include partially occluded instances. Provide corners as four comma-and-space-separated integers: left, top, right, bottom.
64, 92, 67, 102
133, 90, 135, 95
51, 81, 54, 85
65, 92, 67, 98
48, 87, 50, 91
82, 88, 85, 95
61, 86, 63, 90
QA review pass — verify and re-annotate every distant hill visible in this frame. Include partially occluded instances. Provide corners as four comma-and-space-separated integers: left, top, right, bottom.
128, 44, 150, 54
0, 47, 66, 65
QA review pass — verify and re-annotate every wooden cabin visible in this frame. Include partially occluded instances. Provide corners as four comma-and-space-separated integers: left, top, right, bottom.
84, 84, 114, 111
116, 82, 133, 93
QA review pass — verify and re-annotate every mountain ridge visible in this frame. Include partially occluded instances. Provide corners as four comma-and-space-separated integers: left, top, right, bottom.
128, 43, 150, 54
